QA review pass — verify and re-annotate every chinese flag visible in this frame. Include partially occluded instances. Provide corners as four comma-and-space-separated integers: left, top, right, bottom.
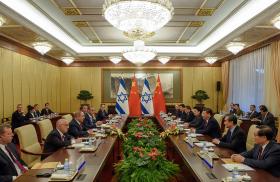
153, 75, 166, 116
129, 75, 141, 117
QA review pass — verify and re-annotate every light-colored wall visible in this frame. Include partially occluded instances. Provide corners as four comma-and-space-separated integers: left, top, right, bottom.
59, 67, 222, 113
0, 47, 223, 118
0, 48, 61, 118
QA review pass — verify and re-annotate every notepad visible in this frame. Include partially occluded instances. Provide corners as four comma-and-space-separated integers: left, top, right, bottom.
194, 142, 216, 148
49, 170, 78, 181
221, 158, 238, 164
32, 162, 59, 169
222, 164, 255, 171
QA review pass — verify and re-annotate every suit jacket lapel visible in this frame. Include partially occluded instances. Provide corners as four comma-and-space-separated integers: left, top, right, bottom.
262, 141, 274, 158
0, 147, 18, 174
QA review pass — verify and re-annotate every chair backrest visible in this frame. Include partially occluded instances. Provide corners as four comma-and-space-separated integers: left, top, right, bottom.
214, 114, 224, 127
246, 124, 257, 151
38, 119, 53, 141
14, 124, 41, 167
237, 119, 242, 126
62, 114, 73, 123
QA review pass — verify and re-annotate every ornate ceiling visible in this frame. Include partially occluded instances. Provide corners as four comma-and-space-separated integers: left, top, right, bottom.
0, 0, 279, 62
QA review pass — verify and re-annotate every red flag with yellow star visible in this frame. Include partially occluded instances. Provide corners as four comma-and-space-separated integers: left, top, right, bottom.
129, 75, 141, 116
153, 74, 166, 116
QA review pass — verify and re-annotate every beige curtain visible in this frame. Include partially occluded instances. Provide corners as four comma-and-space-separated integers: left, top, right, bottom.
221, 61, 229, 111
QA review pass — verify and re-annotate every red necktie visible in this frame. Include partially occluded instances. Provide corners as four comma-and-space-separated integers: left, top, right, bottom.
5, 146, 27, 173
257, 147, 263, 160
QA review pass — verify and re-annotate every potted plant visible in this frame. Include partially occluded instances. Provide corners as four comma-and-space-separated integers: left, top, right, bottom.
77, 90, 94, 104
191, 90, 209, 107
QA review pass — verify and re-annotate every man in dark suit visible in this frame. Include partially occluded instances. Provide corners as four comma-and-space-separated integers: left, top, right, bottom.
11, 104, 26, 131
195, 108, 221, 138
25, 105, 36, 120
231, 125, 280, 177
96, 104, 108, 121
212, 114, 246, 153
185, 106, 204, 130
41, 102, 54, 116
42, 119, 81, 160
80, 104, 96, 130
247, 104, 259, 119
182, 106, 195, 123
255, 105, 277, 137
34, 104, 41, 117
68, 111, 92, 138
0, 124, 28, 182
229, 103, 236, 114
179, 104, 186, 121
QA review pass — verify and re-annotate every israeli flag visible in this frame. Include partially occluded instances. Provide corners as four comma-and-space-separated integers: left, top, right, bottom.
115, 78, 129, 115
141, 78, 154, 115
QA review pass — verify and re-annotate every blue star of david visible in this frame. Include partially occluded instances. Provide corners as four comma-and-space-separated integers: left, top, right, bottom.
117, 92, 128, 103
141, 92, 152, 104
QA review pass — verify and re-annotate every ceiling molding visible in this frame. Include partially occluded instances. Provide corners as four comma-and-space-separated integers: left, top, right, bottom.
65, 60, 221, 68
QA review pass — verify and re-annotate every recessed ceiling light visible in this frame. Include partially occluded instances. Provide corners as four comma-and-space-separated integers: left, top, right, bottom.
158, 56, 171, 64
61, 57, 74, 65
109, 56, 122, 64
205, 57, 218, 64
32, 42, 52, 55
226, 42, 245, 55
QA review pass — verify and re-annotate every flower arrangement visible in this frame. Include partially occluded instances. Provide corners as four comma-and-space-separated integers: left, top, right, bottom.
160, 124, 179, 139
115, 118, 179, 182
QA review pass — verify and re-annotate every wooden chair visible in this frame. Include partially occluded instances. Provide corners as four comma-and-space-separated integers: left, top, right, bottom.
37, 119, 53, 141
214, 114, 224, 127
14, 124, 51, 167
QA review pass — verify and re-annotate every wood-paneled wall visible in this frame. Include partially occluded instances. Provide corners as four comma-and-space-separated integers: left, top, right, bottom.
0, 48, 60, 118
0, 47, 222, 118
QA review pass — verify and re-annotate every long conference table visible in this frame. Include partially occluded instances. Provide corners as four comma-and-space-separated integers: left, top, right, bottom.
14, 116, 279, 182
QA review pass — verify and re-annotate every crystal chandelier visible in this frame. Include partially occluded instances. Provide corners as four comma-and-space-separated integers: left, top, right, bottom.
109, 56, 122, 64
226, 42, 245, 55
32, 42, 52, 55
103, 0, 174, 39
205, 57, 218, 64
123, 40, 156, 65
158, 56, 170, 64
61, 57, 75, 65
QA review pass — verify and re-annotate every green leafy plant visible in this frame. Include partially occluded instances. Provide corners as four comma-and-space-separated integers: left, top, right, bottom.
77, 90, 93, 103
191, 90, 209, 104
115, 118, 179, 182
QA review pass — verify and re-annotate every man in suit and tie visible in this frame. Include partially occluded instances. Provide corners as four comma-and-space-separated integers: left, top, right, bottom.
212, 114, 246, 153
33, 104, 41, 118
68, 111, 93, 138
179, 104, 186, 121
25, 105, 36, 120
42, 119, 81, 160
254, 105, 277, 137
0, 124, 28, 182
81, 104, 96, 130
41, 102, 54, 116
195, 108, 221, 138
231, 125, 280, 177
96, 104, 109, 121
183, 106, 195, 123
247, 104, 259, 119
11, 104, 26, 131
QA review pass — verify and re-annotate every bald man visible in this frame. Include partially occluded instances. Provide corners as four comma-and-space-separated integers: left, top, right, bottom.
68, 111, 93, 138
42, 119, 80, 160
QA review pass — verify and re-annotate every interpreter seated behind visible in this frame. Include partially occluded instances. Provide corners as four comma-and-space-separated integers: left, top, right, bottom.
246, 104, 259, 119
42, 119, 82, 160
212, 114, 246, 153
68, 111, 93, 139
0, 124, 28, 182
41, 102, 54, 116
231, 125, 280, 177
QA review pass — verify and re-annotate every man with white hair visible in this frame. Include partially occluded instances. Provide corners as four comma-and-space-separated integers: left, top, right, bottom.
42, 119, 81, 160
